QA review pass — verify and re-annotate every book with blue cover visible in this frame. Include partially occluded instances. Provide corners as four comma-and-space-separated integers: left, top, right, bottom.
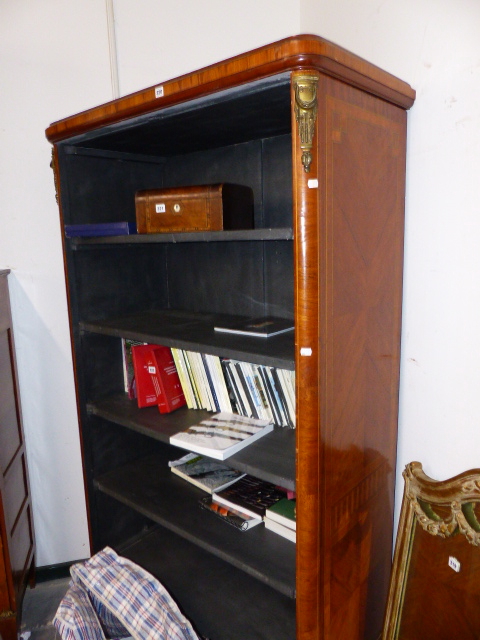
65, 222, 137, 237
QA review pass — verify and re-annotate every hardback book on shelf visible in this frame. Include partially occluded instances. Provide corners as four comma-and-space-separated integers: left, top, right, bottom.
168, 453, 245, 494
214, 315, 294, 338
199, 496, 262, 531
64, 221, 137, 237
212, 474, 286, 519
265, 498, 296, 531
169, 412, 273, 460
132, 344, 186, 413
264, 517, 296, 543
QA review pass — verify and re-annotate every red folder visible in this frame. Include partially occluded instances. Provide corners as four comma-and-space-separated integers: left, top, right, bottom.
132, 344, 186, 413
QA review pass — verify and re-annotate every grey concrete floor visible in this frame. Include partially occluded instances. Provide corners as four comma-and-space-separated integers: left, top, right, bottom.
20, 577, 70, 640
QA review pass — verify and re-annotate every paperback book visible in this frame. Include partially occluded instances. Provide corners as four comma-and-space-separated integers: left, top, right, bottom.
199, 496, 262, 531
169, 453, 245, 494
264, 518, 296, 542
214, 315, 294, 338
169, 412, 273, 460
212, 474, 286, 519
265, 498, 296, 531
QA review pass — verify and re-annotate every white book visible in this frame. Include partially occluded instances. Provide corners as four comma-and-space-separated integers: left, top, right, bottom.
264, 517, 296, 543
170, 411, 273, 460
171, 348, 195, 409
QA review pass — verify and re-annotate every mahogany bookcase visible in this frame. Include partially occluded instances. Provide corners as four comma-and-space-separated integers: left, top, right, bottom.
46, 34, 415, 640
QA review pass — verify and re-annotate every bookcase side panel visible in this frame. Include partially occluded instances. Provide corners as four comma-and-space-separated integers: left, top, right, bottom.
293, 70, 408, 640
321, 79, 407, 639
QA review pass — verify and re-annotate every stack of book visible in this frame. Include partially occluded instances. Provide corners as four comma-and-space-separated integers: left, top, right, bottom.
264, 498, 296, 543
203, 474, 286, 531
171, 346, 295, 428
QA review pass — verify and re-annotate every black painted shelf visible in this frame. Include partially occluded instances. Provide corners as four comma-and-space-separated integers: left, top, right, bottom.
70, 227, 293, 247
120, 526, 296, 640
88, 395, 295, 489
80, 308, 295, 370
95, 452, 296, 598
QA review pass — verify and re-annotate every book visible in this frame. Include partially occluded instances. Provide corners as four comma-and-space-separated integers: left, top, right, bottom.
212, 474, 285, 519
168, 347, 296, 428
121, 338, 146, 399
264, 517, 296, 542
152, 347, 187, 413
132, 344, 186, 412
171, 348, 196, 409
265, 497, 296, 531
169, 453, 245, 493
214, 315, 294, 338
199, 496, 262, 531
65, 221, 137, 237
169, 411, 273, 460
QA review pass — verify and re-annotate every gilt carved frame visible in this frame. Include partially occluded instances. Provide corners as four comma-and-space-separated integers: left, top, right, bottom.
382, 461, 480, 639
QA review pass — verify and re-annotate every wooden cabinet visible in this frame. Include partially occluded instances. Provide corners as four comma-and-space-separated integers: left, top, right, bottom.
0, 270, 35, 640
46, 35, 415, 640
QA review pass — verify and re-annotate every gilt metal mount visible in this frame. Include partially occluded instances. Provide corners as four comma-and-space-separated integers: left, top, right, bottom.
294, 74, 318, 173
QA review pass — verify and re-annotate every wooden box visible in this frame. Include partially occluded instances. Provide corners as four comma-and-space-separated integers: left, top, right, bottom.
135, 183, 254, 233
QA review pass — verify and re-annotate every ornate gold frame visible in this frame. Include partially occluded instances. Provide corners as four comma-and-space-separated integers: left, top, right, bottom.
382, 461, 480, 639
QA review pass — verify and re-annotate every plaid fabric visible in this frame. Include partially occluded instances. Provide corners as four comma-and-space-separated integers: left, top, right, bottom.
54, 547, 200, 640
53, 580, 108, 640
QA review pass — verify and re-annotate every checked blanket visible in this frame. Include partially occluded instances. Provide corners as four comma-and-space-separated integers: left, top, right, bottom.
53, 547, 202, 640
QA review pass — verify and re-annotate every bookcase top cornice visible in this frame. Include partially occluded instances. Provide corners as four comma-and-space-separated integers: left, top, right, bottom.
46, 33, 415, 144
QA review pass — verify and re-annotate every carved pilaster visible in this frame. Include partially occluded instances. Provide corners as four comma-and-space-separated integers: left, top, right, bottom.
293, 74, 318, 172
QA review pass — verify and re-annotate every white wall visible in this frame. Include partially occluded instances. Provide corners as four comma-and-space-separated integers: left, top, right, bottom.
2, 0, 480, 566
0, 0, 300, 567
0, 0, 113, 566
301, 0, 480, 510
113, 0, 300, 95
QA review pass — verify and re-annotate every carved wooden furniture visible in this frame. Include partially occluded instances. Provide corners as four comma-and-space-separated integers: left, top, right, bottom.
0, 269, 35, 640
46, 35, 415, 640
383, 462, 480, 640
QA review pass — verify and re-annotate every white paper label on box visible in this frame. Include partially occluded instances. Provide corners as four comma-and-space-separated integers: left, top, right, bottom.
155, 85, 164, 98
155, 203, 166, 213
308, 179, 319, 189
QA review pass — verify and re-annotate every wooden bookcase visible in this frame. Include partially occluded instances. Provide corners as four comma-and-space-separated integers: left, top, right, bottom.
46, 35, 415, 640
